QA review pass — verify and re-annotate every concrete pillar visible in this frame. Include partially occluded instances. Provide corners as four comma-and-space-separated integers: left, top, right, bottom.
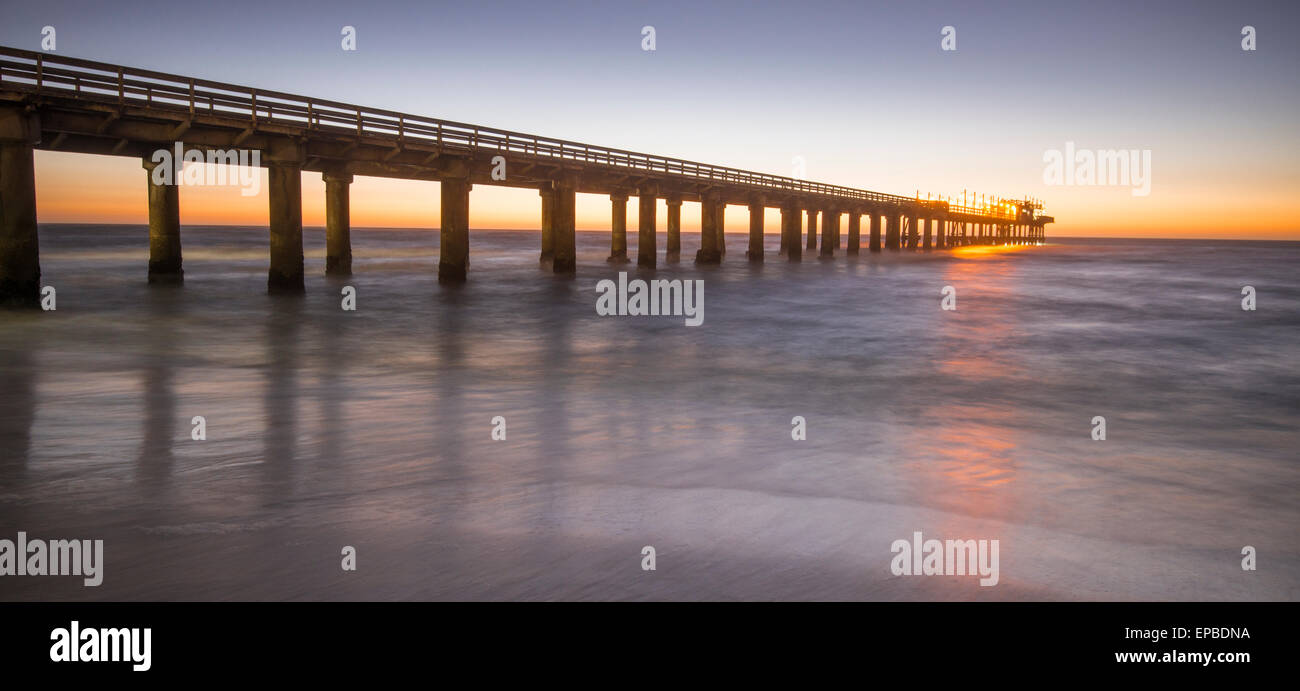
438, 176, 471, 283
820, 209, 838, 258
847, 211, 861, 255
719, 202, 727, 258
805, 209, 818, 250
552, 178, 577, 274
665, 196, 682, 261
0, 139, 40, 308
868, 213, 882, 252
638, 190, 657, 269
922, 218, 933, 250
833, 212, 842, 250
538, 186, 554, 264
142, 158, 183, 284
781, 203, 802, 262
323, 171, 352, 276
267, 162, 305, 293
717, 202, 727, 258
907, 215, 919, 249
778, 208, 789, 256
936, 218, 946, 249
608, 191, 629, 263
696, 192, 722, 264
746, 197, 764, 262
886, 214, 901, 250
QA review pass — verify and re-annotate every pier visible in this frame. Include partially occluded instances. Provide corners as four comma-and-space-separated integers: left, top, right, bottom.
0, 46, 1053, 307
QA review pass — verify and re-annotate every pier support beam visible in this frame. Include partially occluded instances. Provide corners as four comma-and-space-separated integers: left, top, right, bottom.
781, 202, 802, 262
438, 176, 471, 283
746, 196, 764, 262
666, 196, 682, 262
907, 215, 919, 249
638, 188, 657, 269
323, 171, 353, 276
922, 218, 933, 250
717, 204, 727, 258
267, 161, 305, 293
696, 192, 722, 264
886, 214, 901, 250
778, 208, 789, 256
869, 213, 882, 252
820, 209, 839, 258
805, 209, 818, 250
142, 158, 183, 284
552, 177, 577, 274
538, 186, 554, 265
847, 211, 861, 255
936, 218, 946, 249
608, 191, 629, 263
0, 131, 40, 308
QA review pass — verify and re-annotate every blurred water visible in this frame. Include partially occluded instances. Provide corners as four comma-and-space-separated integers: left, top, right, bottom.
0, 225, 1296, 600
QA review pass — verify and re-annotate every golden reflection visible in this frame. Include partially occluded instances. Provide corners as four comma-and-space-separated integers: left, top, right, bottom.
906, 249, 1026, 521
949, 244, 1034, 259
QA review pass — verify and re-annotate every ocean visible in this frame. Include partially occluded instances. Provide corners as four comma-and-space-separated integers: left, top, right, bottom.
1, 225, 1296, 600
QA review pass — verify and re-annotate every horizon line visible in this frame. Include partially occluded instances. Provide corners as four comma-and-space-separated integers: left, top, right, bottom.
31, 222, 1299, 243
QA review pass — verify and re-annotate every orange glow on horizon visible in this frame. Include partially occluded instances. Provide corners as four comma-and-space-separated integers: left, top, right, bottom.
32, 151, 1300, 240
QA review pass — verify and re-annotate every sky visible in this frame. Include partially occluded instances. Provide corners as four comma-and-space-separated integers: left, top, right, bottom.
4, 0, 1298, 238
